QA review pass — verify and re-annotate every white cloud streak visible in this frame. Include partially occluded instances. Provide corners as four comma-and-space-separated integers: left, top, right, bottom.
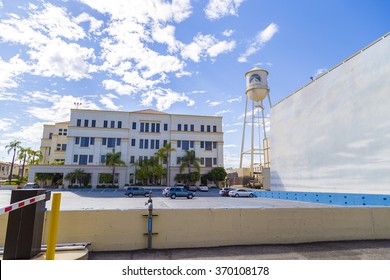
238, 23, 279, 63
204, 0, 245, 20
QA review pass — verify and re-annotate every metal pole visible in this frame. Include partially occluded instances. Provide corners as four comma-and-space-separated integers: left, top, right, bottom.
250, 99, 254, 178
46, 193, 61, 260
146, 194, 153, 249
240, 94, 249, 168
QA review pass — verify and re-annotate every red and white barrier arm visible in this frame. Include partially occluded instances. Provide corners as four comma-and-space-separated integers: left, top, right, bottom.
0, 194, 47, 215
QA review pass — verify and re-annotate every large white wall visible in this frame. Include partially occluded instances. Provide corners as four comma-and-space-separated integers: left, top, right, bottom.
270, 33, 390, 194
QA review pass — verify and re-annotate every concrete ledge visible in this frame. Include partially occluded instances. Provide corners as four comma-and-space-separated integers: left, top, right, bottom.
1, 207, 389, 252
0, 249, 89, 260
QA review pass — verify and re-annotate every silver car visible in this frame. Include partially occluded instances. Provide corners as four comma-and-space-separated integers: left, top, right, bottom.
229, 189, 254, 198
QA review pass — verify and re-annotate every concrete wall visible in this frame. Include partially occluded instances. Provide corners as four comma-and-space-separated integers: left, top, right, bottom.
1, 207, 389, 251
270, 33, 390, 194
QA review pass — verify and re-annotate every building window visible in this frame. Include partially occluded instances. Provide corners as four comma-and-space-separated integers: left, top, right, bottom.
163, 140, 167, 147
79, 155, 88, 165
140, 123, 145, 132
213, 125, 217, 132
207, 125, 211, 132
145, 123, 149, 132
200, 157, 204, 165
63, 129, 67, 136
75, 137, 80, 145
178, 124, 181, 131
156, 123, 160, 132
139, 156, 143, 163
62, 144, 67, 151
103, 120, 108, 128
213, 158, 217, 165
151, 139, 155, 149
144, 139, 149, 149
177, 140, 181, 148
131, 139, 136, 146
182, 140, 189, 150
205, 158, 212, 167
80, 137, 89, 147
89, 155, 93, 163
205, 141, 212, 150
73, 154, 78, 163
49, 133, 53, 139
101, 155, 106, 163
201, 125, 204, 132
139, 139, 144, 149
190, 141, 194, 149
118, 121, 122, 128
190, 124, 194, 131
176, 157, 182, 164
102, 138, 107, 145
130, 156, 135, 163
92, 120, 96, 127
164, 123, 168, 131
213, 142, 217, 149
84, 120, 89, 127
156, 140, 160, 149
107, 138, 115, 148
117, 138, 121, 146
184, 124, 188, 131
151, 123, 156, 132
59, 129, 63, 136
132, 122, 136, 129
76, 119, 81, 127
56, 144, 61, 151
90, 137, 95, 145
110, 121, 115, 128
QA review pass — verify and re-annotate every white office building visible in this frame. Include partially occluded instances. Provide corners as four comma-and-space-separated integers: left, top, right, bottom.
29, 109, 224, 188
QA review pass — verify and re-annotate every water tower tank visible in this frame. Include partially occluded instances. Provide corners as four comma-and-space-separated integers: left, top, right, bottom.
245, 67, 269, 102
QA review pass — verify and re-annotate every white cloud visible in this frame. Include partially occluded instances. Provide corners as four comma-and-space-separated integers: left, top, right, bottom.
152, 24, 182, 52
140, 88, 195, 111
0, 55, 30, 90
181, 33, 235, 62
222, 29, 234, 37
207, 100, 223, 106
225, 129, 238, 133
103, 79, 137, 95
238, 23, 279, 63
75, 12, 103, 34
215, 110, 231, 115
28, 38, 96, 80
4, 122, 46, 143
313, 68, 327, 78
204, 0, 245, 20
26, 93, 100, 123
0, 118, 14, 131
227, 96, 242, 103
100, 94, 121, 110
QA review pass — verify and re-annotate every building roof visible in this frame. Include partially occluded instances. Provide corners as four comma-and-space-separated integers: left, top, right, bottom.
132, 109, 169, 115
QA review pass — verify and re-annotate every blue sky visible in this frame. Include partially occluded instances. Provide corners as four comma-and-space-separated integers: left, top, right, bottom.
0, 0, 389, 168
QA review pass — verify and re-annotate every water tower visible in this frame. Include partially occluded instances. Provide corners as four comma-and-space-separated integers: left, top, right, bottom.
239, 67, 271, 179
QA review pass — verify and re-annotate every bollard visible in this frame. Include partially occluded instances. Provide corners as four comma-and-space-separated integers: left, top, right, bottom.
146, 194, 153, 249
46, 193, 62, 260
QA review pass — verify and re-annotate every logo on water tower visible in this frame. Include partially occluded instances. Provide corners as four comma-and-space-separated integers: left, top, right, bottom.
249, 73, 261, 85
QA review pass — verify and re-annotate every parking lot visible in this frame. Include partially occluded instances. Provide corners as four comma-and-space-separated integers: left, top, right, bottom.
0, 188, 337, 211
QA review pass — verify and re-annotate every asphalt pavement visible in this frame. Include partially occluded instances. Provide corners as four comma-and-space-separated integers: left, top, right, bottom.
88, 240, 390, 260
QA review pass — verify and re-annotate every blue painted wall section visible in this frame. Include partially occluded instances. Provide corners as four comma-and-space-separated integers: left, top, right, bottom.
253, 191, 390, 207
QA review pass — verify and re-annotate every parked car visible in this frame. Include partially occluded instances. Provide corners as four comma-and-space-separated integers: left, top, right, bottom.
219, 187, 234, 196
229, 189, 254, 198
162, 187, 171, 197
197, 185, 209, 192
187, 185, 197, 191
23, 182, 40, 189
168, 187, 195, 199
125, 187, 152, 197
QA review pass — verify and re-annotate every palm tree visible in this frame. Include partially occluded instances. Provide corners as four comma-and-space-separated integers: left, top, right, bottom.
5, 140, 21, 182
156, 142, 175, 187
104, 149, 126, 186
180, 149, 200, 175
29, 149, 42, 165
17, 147, 32, 180
64, 169, 88, 187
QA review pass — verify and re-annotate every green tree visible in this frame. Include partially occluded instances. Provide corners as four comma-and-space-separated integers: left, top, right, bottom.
5, 140, 21, 182
64, 169, 88, 187
180, 150, 200, 184
156, 142, 175, 186
104, 149, 126, 186
209, 167, 227, 187
29, 149, 42, 165
17, 147, 32, 181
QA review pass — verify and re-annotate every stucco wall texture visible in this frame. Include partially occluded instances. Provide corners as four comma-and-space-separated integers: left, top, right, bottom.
270, 33, 390, 194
